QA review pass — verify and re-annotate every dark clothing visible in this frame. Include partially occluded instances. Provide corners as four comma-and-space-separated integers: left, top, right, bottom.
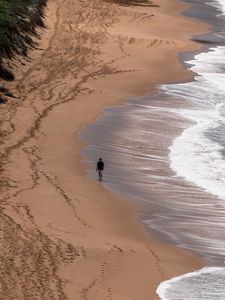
97, 161, 104, 170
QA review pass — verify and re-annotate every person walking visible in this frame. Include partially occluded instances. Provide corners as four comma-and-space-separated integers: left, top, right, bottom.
96, 158, 104, 181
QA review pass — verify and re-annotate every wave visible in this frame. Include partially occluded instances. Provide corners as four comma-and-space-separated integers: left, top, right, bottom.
156, 0, 225, 298
165, 46, 225, 201
81, 0, 225, 297
157, 267, 225, 300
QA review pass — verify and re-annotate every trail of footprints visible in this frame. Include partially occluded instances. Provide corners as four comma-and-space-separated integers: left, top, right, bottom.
146, 244, 166, 280
0, 0, 163, 299
39, 169, 90, 228
80, 244, 126, 300
147, 38, 176, 48
0, 209, 80, 300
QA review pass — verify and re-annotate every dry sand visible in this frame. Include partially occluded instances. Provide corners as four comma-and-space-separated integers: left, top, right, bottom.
0, 0, 209, 298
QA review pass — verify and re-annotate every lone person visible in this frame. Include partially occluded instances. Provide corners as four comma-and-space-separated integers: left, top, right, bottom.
96, 158, 104, 181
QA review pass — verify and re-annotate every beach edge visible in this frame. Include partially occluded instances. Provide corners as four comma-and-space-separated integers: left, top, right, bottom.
0, 0, 210, 298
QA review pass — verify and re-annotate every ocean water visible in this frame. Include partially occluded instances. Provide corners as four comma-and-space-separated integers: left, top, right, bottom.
81, 0, 225, 298
157, 268, 225, 299
166, 45, 225, 202
156, 0, 225, 297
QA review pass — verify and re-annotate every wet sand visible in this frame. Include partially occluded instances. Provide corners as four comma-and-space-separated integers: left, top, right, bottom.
0, 0, 209, 298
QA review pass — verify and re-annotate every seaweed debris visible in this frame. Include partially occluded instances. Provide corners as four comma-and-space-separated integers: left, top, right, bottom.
104, 0, 159, 7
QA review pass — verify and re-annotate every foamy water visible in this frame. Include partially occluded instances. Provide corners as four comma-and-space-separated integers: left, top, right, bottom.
81, 0, 225, 298
165, 46, 225, 201
157, 268, 225, 299
157, 0, 225, 298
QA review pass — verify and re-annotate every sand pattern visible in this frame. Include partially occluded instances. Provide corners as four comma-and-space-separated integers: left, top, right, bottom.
0, 0, 207, 298
0, 0, 158, 298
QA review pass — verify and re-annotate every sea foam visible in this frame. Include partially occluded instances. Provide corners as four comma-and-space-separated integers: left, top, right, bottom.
165, 46, 225, 200
157, 0, 225, 298
157, 267, 225, 300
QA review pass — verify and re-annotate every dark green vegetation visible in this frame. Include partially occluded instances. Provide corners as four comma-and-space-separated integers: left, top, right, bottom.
0, 0, 47, 81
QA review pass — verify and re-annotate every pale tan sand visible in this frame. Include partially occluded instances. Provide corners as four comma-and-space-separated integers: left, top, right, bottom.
0, 0, 209, 299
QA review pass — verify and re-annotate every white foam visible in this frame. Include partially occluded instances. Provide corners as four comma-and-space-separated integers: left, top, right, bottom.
156, 1, 225, 298
157, 267, 225, 300
206, 0, 225, 15
169, 109, 225, 200
216, 0, 225, 14
163, 46, 225, 201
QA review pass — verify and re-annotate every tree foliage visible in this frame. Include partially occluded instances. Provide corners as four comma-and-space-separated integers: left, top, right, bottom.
0, 0, 47, 80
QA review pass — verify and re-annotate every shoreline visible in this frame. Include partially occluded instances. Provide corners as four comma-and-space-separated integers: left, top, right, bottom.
0, 0, 210, 298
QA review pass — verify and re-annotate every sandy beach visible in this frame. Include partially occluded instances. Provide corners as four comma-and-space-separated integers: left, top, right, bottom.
0, 0, 209, 298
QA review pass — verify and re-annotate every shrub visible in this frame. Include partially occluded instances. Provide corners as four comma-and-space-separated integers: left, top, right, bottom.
0, 0, 47, 80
